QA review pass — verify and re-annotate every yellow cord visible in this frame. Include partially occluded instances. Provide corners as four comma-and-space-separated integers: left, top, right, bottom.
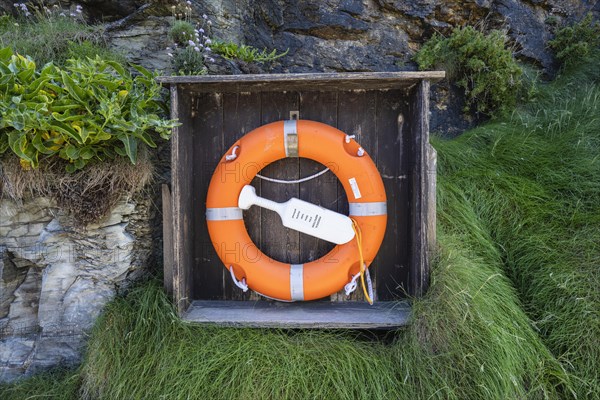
351, 219, 373, 305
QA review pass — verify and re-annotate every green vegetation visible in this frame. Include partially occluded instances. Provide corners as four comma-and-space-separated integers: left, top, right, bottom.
169, 20, 196, 46
172, 44, 209, 76
415, 26, 523, 117
0, 369, 80, 400
166, 3, 212, 75
4, 52, 599, 400
166, 1, 287, 74
549, 13, 600, 68
0, 4, 120, 66
1, 7, 599, 395
212, 41, 289, 63
81, 273, 564, 400
0, 47, 177, 171
434, 53, 600, 397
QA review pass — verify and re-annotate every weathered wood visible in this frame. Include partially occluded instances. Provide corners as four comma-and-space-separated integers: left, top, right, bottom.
166, 71, 438, 318
171, 84, 193, 313
331, 90, 377, 302
374, 90, 411, 300
162, 184, 174, 297
182, 300, 411, 329
425, 144, 437, 294
409, 80, 431, 297
298, 91, 339, 263
190, 92, 225, 300
157, 71, 445, 93
259, 91, 300, 264
222, 92, 262, 301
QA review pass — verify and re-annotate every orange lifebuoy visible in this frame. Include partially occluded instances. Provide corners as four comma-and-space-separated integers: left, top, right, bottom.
206, 120, 387, 301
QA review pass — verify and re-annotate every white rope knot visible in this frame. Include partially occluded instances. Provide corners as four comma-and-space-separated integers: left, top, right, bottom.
357, 147, 365, 157
229, 266, 248, 292
345, 134, 356, 143
344, 266, 374, 302
344, 273, 361, 295
225, 145, 240, 161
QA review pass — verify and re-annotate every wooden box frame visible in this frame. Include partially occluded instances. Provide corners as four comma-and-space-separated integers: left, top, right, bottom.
158, 72, 443, 328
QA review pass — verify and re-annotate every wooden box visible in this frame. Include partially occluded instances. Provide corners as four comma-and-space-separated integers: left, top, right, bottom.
158, 72, 443, 328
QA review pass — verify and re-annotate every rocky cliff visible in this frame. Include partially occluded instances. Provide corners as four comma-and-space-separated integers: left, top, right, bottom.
0, 196, 154, 381
4, 0, 596, 133
0, 0, 598, 382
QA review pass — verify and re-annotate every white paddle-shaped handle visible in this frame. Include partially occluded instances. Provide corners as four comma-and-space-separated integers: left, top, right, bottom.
238, 185, 355, 245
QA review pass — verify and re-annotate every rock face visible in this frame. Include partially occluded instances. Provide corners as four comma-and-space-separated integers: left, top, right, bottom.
0, 196, 153, 381
85, 0, 597, 134
0, 0, 598, 382
2, 0, 598, 133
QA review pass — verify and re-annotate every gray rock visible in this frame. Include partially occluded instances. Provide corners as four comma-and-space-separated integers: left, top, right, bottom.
0, 196, 153, 382
106, 15, 173, 72
0, 250, 28, 320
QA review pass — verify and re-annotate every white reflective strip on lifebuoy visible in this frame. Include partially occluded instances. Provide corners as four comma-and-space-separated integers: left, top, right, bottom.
284, 120, 298, 157
290, 264, 304, 301
206, 207, 243, 221
349, 202, 387, 216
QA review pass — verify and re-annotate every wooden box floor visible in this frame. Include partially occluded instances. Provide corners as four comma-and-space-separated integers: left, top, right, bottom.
181, 300, 411, 329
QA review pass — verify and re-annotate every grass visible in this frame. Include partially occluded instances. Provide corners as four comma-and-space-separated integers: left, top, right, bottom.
1, 52, 599, 400
0, 149, 154, 225
78, 267, 564, 400
0, 368, 80, 400
433, 55, 600, 397
0, 13, 124, 66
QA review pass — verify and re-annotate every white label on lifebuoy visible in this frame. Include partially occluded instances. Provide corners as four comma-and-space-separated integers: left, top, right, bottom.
349, 177, 362, 199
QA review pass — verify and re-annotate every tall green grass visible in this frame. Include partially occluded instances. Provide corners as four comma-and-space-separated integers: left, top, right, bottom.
2, 52, 599, 400
0, 368, 80, 400
77, 262, 564, 400
0, 13, 124, 66
433, 56, 600, 397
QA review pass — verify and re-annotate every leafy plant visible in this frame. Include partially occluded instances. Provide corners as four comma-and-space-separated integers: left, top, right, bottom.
0, 47, 178, 172
549, 13, 600, 67
211, 41, 288, 63
415, 26, 522, 117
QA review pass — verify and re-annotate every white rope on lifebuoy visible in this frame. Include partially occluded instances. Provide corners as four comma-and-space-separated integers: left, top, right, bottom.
344, 265, 374, 301
344, 273, 361, 295
225, 145, 240, 161
229, 266, 248, 292
256, 167, 330, 184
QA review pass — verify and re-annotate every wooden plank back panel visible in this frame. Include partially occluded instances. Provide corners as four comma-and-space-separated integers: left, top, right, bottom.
331, 90, 377, 302
222, 92, 262, 300
190, 92, 224, 300
258, 92, 301, 264
374, 90, 412, 300
181, 87, 424, 302
297, 91, 339, 264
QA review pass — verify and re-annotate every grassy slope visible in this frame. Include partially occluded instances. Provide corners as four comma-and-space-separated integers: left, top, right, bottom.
434, 57, 600, 397
2, 56, 599, 400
